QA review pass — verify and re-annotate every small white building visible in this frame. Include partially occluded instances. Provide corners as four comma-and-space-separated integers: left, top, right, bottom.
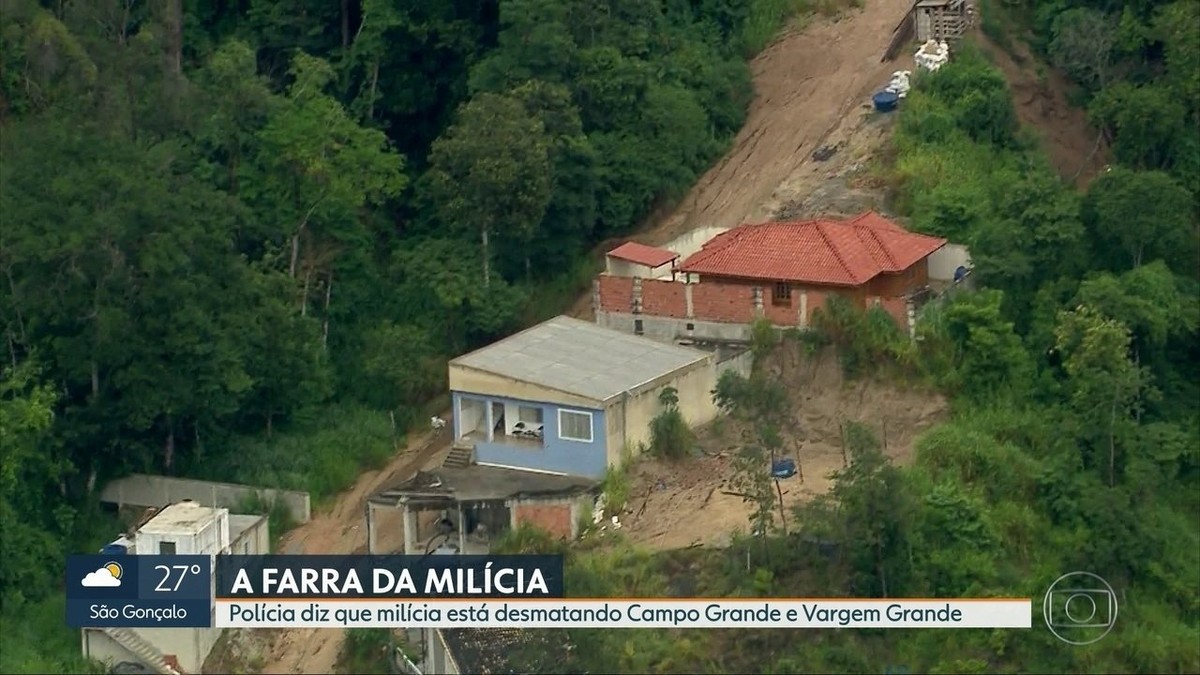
81, 501, 269, 674
604, 241, 679, 280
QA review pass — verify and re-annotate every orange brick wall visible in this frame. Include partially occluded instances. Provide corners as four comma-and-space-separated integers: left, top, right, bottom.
763, 291, 797, 325
598, 275, 910, 330
641, 278, 688, 318
691, 282, 757, 323
598, 275, 634, 312
866, 261, 928, 297
513, 503, 573, 539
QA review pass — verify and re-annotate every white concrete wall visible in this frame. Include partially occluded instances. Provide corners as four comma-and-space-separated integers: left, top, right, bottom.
230, 514, 270, 555
662, 225, 730, 261
83, 626, 222, 674
457, 397, 484, 438
100, 475, 311, 523
605, 358, 719, 463
135, 509, 230, 556
81, 630, 132, 671
605, 258, 673, 279
134, 626, 221, 673
427, 629, 459, 674
927, 243, 971, 281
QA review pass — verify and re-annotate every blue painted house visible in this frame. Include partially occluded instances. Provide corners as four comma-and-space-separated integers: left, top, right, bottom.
447, 316, 720, 480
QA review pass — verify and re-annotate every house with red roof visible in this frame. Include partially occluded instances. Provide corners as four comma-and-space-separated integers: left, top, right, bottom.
593, 212, 949, 342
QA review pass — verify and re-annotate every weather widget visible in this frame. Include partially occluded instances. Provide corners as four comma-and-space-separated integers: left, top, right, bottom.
66, 555, 213, 628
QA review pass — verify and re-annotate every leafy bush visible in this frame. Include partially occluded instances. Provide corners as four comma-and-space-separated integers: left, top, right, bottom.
649, 387, 695, 459
211, 404, 398, 506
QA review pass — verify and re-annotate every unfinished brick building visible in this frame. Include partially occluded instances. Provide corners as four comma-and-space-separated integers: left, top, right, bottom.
595, 212, 949, 344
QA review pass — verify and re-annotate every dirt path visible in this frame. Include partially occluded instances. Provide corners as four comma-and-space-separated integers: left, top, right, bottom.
973, 31, 1111, 188
644, 0, 915, 246
250, 422, 451, 675
615, 348, 947, 551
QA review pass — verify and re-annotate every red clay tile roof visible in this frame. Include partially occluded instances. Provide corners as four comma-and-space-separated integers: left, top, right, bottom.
606, 241, 679, 268
678, 211, 946, 287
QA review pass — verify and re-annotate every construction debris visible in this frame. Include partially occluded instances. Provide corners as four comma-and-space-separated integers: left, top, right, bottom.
885, 70, 911, 98
915, 40, 950, 72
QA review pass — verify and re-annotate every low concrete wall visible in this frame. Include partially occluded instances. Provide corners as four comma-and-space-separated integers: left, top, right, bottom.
662, 225, 730, 260
597, 310, 754, 344
716, 349, 754, 379
927, 243, 972, 281
100, 475, 311, 524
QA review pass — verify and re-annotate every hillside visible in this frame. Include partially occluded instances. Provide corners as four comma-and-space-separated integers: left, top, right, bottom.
2, 0, 1197, 673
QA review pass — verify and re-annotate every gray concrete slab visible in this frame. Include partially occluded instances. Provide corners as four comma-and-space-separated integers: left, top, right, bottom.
450, 316, 710, 404
373, 465, 598, 505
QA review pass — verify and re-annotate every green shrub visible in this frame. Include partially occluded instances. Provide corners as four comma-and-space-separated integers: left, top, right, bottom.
601, 461, 631, 516
337, 628, 393, 674
211, 403, 398, 507
649, 387, 695, 459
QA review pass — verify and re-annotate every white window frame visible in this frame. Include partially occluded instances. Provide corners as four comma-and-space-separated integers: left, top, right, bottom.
557, 409, 594, 443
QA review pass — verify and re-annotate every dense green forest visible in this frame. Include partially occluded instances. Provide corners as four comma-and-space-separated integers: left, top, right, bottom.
0, 0, 806, 670
1, 0, 1198, 672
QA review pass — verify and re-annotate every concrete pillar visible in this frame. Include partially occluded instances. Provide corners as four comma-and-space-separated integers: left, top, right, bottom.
752, 287, 764, 317
485, 400, 493, 443
366, 502, 376, 554
798, 291, 809, 328
632, 277, 643, 314
402, 504, 417, 555
457, 504, 466, 553
592, 279, 602, 322
684, 283, 694, 319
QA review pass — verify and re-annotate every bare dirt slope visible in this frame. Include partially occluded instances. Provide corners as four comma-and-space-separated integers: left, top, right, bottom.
613, 347, 947, 551
207, 423, 452, 675
645, 0, 916, 247
974, 31, 1111, 188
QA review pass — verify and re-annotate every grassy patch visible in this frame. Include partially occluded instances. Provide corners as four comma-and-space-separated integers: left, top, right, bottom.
212, 403, 399, 508
522, 256, 603, 325
336, 628, 394, 674
0, 595, 102, 674
739, 0, 858, 58
600, 466, 630, 517
979, 0, 1014, 52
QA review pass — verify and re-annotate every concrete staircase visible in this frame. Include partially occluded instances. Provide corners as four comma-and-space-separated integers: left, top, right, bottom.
102, 628, 182, 675
442, 443, 474, 469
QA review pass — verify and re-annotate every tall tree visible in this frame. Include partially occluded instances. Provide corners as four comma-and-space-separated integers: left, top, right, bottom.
1082, 167, 1195, 273
425, 92, 552, 286
1054, 306, 1145, 488
246, 51, 406, 290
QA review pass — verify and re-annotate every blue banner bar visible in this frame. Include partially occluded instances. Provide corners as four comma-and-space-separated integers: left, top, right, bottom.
66, 555, 212, 628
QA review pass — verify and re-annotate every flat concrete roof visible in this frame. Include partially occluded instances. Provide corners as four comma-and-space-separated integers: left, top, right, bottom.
374, 465, 598, 505
450, 316, 710, 404
138, 501, 225, 536
229, 514, 266, 544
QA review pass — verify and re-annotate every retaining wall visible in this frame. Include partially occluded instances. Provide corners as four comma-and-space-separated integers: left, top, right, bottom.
99, 474, 311, 524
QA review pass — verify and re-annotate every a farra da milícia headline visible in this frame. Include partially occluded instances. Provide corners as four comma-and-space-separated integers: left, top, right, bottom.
214, 555, 565, 598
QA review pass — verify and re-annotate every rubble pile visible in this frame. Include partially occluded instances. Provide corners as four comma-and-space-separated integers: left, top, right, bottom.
885, 70, 911, 98
915, 39, 950, 71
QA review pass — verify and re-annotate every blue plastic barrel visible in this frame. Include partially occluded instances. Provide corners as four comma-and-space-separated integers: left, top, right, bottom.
771, 458, 797, 479
873, 90, 900, 112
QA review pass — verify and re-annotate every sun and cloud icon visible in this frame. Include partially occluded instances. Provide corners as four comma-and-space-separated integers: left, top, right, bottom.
81, 561, 123, 588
